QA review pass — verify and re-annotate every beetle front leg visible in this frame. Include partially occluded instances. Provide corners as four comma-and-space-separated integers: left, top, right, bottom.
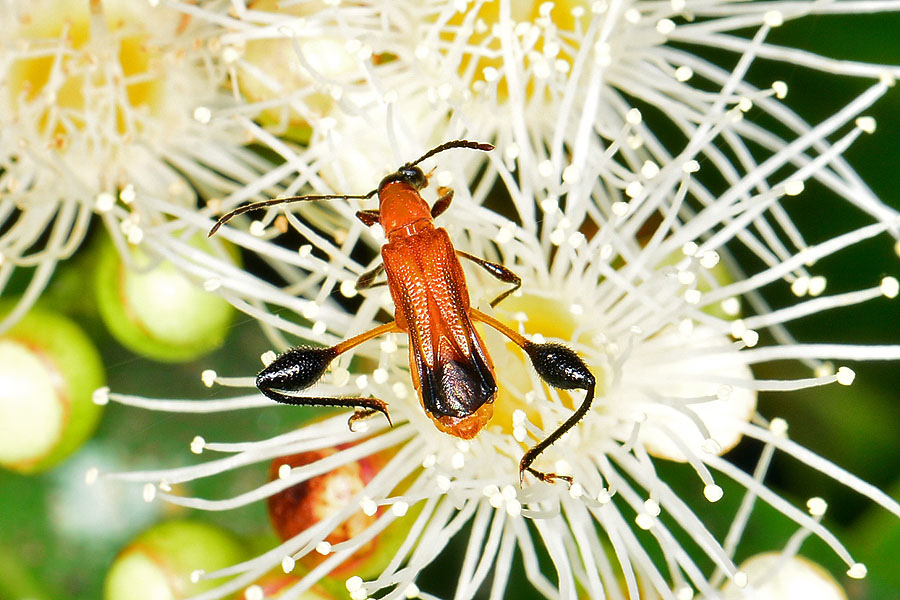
430, 187, 453, 219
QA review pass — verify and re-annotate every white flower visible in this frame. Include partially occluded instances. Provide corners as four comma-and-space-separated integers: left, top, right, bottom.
180, 1, 900, 231
91, 2, 900, 599
98, 74, 900, 597
0, 0, 265, 330
721, 552, 848, 600
146, 1, 900, 354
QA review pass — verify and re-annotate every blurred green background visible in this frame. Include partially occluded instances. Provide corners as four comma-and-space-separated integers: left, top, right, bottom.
1, 10, 899, 600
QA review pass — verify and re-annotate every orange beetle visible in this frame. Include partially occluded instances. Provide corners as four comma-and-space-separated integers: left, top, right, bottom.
210, 141, 595, 483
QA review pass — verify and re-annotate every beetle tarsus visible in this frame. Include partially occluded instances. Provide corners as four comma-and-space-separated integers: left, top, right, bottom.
520, 465, 573, 486
348, 402, 393, 431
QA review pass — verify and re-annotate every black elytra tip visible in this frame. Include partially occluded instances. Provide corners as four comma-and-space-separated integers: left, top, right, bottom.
523, 342, 595, 392
256, 346, 339, 393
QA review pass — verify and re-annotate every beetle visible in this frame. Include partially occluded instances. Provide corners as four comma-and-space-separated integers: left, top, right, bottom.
209, 140, 595, 484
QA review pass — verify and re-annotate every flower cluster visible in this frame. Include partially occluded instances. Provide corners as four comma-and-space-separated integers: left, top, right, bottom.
0, 0, 266, 330
48, 0, 900, 599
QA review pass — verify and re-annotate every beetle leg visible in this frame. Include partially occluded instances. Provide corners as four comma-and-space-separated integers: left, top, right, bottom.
457, 251, 522, 308
256, 321, 400, 429
356, 209, 381, 227
347, 406, 392, 431
431, 187, 453, 219
258, 387, 392, 429
470, 308, 595, 485
356, 263, 387, 291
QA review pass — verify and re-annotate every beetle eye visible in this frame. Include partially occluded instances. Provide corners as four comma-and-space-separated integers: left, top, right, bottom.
401, 166, 428, 190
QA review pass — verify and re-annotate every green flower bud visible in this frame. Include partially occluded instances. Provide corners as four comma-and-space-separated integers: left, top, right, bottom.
0, 302, 105, 473
104, 520, 248, 600
95, 237, 234, 362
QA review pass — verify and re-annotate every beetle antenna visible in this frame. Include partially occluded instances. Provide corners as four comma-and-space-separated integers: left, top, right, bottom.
209, 190, 377, 237
210, 140, 492, 237
408, 140, 494, 167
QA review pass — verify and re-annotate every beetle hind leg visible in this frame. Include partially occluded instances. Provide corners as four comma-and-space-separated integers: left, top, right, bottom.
469, 308, 596, 485
255, 321, 400, 430
517, 342, 595, 485
256, 349, 393, 428
348, 403, 392, 430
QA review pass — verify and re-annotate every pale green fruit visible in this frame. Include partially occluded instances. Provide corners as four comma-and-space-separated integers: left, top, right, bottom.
0, 303, 105, 473
95, 237, 234, 362
104, 520, 249, 600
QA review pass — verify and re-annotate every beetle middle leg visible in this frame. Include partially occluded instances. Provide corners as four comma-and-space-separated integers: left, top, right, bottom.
430, 187, 521, 307
471, 308, 595, 485
256, 321, 401, 430
458, 251, 522, 308
356, 263, 387, 291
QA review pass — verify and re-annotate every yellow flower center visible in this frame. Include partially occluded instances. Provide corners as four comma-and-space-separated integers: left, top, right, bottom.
236, 0, 368, 140
439, 0, 591, 99
484, 291, 605, 440
8, 0, 166, 143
